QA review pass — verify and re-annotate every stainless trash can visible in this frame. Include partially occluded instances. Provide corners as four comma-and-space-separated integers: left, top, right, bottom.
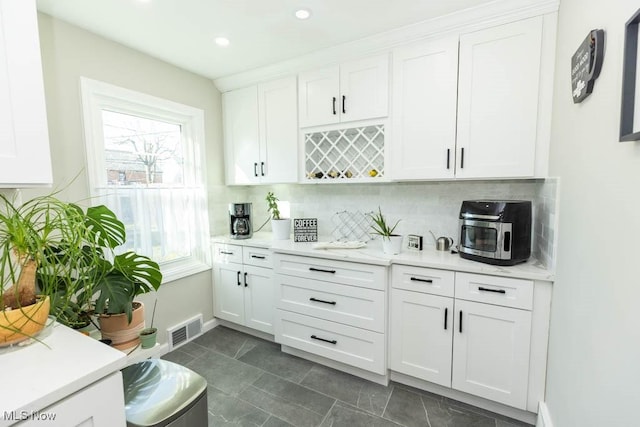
122, 359, 208, 427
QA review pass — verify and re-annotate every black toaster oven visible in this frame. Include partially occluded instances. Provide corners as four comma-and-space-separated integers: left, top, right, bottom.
458, 200, 531, 266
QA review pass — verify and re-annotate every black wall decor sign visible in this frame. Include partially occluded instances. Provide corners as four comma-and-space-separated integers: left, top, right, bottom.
293, 218, 318, 242
571, 29, 604, 103
620, 8, 640, 141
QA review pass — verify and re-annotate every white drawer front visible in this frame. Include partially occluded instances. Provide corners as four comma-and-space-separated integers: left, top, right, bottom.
455, 272, 533, 310
392, 265, 455, 297
243, 246, 273, 268
213, 243, 243, 264
277, 275, 385, 332
275, 310, 385, 374
274, 254, 386, 290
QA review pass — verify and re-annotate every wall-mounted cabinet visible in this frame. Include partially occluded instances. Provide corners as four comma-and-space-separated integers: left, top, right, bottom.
0, 0, 52, 187
223, 76, 298, 185
298, 55, 389, 128
391, 16, 547, 180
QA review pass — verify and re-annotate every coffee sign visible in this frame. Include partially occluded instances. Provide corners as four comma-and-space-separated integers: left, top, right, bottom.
293, 218, 318, 242
571, 29, 605, 103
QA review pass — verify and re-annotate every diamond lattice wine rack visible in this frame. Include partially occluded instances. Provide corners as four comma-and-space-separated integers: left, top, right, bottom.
304, 125, 385, 182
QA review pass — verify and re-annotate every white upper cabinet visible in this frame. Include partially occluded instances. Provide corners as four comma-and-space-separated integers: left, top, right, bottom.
391, 37, 459, 180
298, 55, 389, 128
455, 17, 543, 179
0, 0, 52, 187
223, 76, 298, 185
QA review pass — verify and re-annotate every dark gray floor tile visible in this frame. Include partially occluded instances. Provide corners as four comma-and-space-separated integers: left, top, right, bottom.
382, 387, 430, 427
422, 394, 496, 427
252, 373, 335, 416
320, 402, 403, 427
239, 340, 314, 383
300, 364, 392, 416
391, 381, 445, 402
206, 385, 270, 426
179, 340, 213, 359
440, 397, 529, 426
161, 348, 196, 366
496, 418, 533, 427
193, 326, 262, 359
239, 385, 327, 427
262, 415, 296, 427
188, 352, 263, 395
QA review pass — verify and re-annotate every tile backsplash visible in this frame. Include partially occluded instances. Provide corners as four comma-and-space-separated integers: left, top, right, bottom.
210, 179, 559, 270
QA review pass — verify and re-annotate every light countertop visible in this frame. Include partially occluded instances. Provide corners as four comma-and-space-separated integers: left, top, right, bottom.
212, 233, 554, 282
0, 323, 126, 426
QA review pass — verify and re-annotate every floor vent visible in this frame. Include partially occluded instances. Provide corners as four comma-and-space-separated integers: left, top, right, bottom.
167, 314, 203, 351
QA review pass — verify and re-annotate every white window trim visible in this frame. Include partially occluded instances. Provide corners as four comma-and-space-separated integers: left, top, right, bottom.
80, 77, 211, 284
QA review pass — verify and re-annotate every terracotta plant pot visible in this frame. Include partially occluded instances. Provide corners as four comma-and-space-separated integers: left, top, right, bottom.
0, 296, 50, 345
99, 302, 145, 351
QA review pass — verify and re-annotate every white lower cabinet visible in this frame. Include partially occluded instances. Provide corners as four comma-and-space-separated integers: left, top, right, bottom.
213, 243, 274, 334
390, 265, 538, 410
274, 253, 386, 375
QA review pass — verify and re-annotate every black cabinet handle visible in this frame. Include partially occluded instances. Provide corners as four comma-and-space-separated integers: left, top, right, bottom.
444, 307, 448, 330
342, 95, 346, 114
254, 162, 258, 177
236, 271, 241, 286
309, 267, 336, 274
261, 162, 265, 176
410, 277, 433, 283
220, 251, 234, 255
332, 97, 337, 115
460, 147, 465, 169
309, 297, 337, 305
311, 335, 337, 345
251, 255, 266, 260
446, 149, 451, 170
478, 286, 506, 294
459, 310, 463, 333
244, 272, 248, 287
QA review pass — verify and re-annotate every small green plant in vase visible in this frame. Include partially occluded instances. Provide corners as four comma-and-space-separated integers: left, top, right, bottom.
368, 207, 403, 255
266, 192, 291, 240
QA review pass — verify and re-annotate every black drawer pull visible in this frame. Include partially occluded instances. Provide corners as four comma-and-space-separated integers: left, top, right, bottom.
410, 277, 433, 283
220, 251, 234, 255
236, 271, 241, 286
309, 267, 336, 274
261, 161, 265, 176
311, 335, 337, 345
459, 310, 463, 333
309, 297, 337, 305
332, 97, 337, 115
478, 286, 506, 294
254, 162, 258, 177
251, 255, 266, 260
244, 272, 248, 287
444, 307, 448, 330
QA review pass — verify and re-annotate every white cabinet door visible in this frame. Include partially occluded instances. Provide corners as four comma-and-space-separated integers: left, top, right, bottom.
340, 55, 389, 123
223, 85, 260, 185
456, 17, 542, 178
298, 66, 340, 127
258, 76, 298, 184
391, 37, 458, 180
213, 263, 245, 324
452, 299, 532, 409
243, 264, 274, 334
0, 0, 52, 187
390, 289, 453, 387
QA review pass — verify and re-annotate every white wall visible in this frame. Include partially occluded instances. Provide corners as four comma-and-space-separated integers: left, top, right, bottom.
545, 1, 640, 425
34, 14, 224, 344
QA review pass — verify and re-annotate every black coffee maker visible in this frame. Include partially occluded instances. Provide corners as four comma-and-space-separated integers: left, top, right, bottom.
229, 203, 252, 239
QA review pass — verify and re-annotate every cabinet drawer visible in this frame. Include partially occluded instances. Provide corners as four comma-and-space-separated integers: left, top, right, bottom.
392, 265, 454, 297
455, 272, 533, 310
277, 275, 385, 332
243, 246, 272, 268
275, 310, 385, 374
213, 243, 243, 264
274, 254, 386, 290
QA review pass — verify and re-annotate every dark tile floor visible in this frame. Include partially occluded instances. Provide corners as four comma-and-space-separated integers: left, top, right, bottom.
162, 326, 533, 427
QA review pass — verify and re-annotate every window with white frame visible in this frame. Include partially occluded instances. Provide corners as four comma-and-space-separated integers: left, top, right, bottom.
80, 78, 210, 283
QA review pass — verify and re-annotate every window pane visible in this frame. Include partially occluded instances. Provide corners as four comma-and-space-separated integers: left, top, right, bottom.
101, 110, 184, 187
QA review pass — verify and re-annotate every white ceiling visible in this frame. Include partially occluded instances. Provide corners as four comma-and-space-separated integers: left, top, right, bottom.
36, 0, 496, 80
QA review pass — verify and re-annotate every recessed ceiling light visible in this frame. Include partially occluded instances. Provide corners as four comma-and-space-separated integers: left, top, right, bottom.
294, 8, 311, 20
215, 37, 230, 47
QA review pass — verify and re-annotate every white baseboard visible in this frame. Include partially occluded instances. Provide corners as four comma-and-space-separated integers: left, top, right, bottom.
202, 318, 220, 334
536, 402, 553, 427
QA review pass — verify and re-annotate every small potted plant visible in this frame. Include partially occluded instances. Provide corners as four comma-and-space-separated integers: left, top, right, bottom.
139, 299, 158, 349
368, 207, 403, 255
266, 192, 291, 240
